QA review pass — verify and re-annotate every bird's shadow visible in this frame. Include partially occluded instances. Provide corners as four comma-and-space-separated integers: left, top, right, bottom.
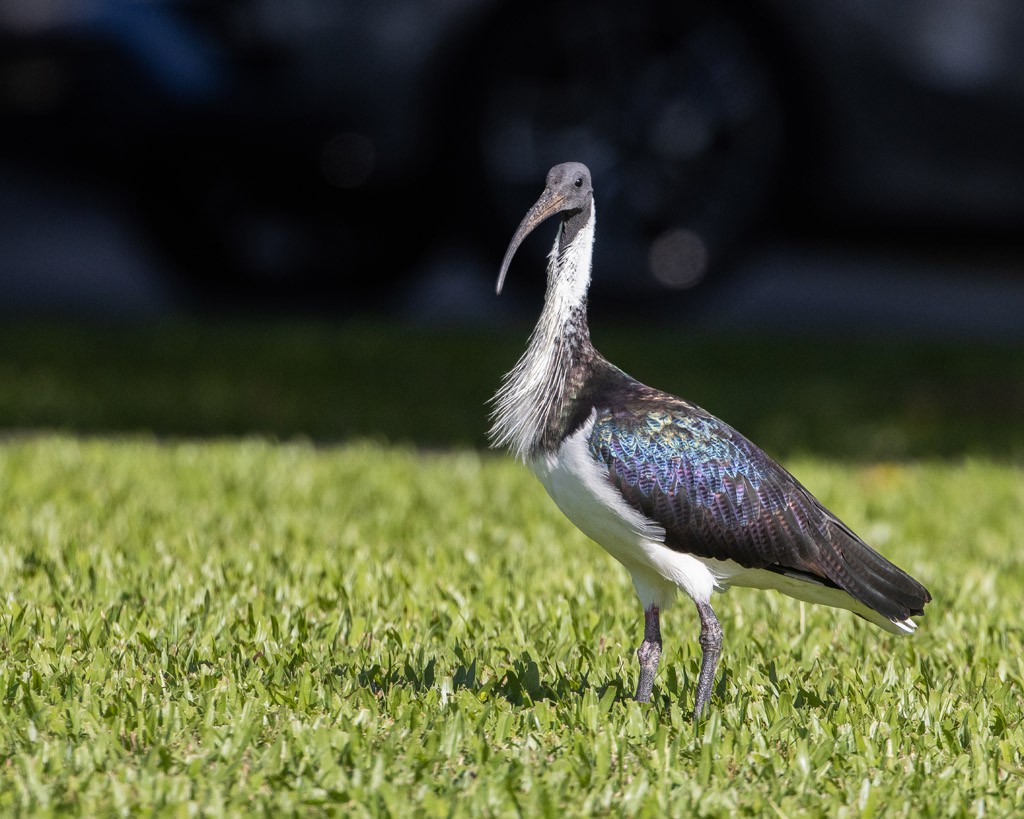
351, 651, 837, 723
348, 649, 634, 708
474, 652, 631, 708
347, 648, 748, 719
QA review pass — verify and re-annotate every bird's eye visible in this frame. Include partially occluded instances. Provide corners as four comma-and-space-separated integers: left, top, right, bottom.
574, 177, 583, 188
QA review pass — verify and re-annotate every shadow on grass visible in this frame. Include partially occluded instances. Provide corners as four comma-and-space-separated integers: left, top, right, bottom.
1, 320, 1022, 460
353, 650, 632, 709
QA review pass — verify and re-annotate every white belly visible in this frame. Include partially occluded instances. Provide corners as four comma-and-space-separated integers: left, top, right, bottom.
529, 414, 721, 609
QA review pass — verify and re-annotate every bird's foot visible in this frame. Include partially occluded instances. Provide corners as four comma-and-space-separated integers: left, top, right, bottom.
634, 606, 662, 703
693, 600, 723, 721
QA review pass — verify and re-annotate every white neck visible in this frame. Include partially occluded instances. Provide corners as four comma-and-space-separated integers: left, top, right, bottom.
490, 204, 595, 460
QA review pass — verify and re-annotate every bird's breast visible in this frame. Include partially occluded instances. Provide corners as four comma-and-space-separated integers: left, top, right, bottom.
530, 413, 666, 560
529, 412, 723, 606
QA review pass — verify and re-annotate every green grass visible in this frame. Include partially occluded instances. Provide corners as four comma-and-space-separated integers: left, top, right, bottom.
1, 321, 1022, 459
2, 435, 1023, 816
1, 322, 1022, 814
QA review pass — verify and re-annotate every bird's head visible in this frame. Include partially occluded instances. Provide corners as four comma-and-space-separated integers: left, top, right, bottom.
496, 162, 593, 295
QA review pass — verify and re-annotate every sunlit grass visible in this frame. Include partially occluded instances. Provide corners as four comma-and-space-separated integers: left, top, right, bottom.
1, 435, 1022, 815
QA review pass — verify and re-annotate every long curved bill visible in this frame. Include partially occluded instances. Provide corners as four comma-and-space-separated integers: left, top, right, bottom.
495, 188, 568, 295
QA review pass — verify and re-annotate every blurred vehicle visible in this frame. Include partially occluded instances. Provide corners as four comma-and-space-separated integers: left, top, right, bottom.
1, 0, 1023, 311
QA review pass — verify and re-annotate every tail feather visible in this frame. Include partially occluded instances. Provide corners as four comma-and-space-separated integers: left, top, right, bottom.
821, 521, 931, 623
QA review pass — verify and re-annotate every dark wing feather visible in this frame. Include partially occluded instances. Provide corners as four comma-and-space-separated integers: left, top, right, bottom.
588, 395, 930, 621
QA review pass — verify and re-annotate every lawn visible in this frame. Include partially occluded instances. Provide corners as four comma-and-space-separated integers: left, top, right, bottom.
0, 324, 1022, 815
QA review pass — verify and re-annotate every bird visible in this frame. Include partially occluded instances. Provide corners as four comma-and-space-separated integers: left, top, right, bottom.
489, 161, 931, 720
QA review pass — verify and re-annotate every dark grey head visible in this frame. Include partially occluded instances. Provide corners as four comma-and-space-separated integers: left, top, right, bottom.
496, 162, 593, 294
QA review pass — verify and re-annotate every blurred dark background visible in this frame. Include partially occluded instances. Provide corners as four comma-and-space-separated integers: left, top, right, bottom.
3, 0, 1024, 328
1, 0, 1022, 455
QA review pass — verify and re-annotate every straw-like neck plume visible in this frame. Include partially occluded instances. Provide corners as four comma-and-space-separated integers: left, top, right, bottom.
490, 190, 596, 460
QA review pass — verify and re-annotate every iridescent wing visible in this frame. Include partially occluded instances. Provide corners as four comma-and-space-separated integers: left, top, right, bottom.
588, 397, 927, 621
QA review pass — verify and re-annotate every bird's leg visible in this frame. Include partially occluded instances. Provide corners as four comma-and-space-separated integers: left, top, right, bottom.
693, 600, 723, 721
635, 605, 662, 703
